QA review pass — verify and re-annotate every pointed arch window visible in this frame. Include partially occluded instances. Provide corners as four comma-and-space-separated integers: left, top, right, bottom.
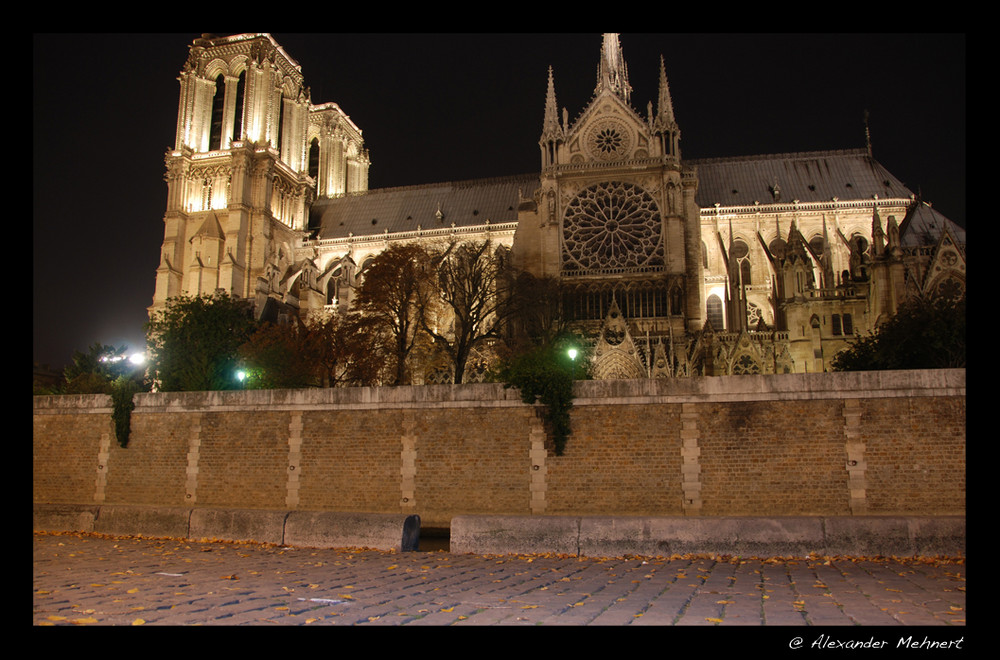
732, 239, 752, 286
276, 95, 285, 156
309, 138, 320, 179
706, 294, 724, 330
231, 71, 246, 143
209, 74, 226, 151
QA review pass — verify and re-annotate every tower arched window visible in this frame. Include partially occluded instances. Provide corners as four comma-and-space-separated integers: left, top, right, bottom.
276, 95, 285, 156
309, 138, 320, 179
209, 74, 225, 151
231, 71, 246, 143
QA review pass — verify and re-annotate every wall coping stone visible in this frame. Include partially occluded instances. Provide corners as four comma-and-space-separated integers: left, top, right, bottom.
32, 368, 966, 414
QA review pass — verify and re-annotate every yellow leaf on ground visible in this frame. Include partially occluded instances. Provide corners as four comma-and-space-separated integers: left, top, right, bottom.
131, 619, 145, 626
706, 617, 723, 623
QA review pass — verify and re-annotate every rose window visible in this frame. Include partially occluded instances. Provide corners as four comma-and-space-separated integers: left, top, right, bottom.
585, 118, 631, 160
562, 181, 664, 272
594, 127, 624, 154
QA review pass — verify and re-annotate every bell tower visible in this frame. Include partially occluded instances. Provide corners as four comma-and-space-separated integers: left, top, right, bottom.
150, 33, 369, 318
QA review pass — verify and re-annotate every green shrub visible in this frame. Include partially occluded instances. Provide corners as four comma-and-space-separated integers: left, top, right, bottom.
496, 337, 586, 456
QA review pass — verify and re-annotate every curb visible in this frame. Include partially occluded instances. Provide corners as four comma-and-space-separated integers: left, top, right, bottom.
33, 504, 420, 552
450, 515, 966, 558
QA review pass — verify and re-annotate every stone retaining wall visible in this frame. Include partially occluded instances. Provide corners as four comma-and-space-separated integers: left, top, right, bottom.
33, 370, 966, 528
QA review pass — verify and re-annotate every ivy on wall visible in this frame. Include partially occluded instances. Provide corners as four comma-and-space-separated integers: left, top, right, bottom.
110, 377, 140, 448
496, 337, 587, 456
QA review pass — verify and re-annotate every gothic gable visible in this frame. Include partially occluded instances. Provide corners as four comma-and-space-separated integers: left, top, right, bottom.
565, 92, 652, 165
922, 228, 967, 300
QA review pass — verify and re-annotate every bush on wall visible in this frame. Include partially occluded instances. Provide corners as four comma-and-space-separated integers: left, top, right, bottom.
495, 335, 588, 456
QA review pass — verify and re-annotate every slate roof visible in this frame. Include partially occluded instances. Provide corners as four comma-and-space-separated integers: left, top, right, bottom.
689, 149, 912, 208
308, 150, 962, 246
310, 175, 538, 240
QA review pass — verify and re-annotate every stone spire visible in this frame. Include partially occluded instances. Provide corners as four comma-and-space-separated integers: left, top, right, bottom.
653, 54, 681, 159
655, 56, 676, 127
541, 65, 562, 142
595, 33, 632, 104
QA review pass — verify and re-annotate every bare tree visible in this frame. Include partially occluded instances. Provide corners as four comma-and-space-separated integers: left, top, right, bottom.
421, 240, 515, 384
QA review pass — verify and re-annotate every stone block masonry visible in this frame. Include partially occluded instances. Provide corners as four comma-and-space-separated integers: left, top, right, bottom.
33, 370, 965, 528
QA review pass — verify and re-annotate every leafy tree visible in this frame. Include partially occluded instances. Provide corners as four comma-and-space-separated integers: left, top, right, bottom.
495, 333, 589, 456
237, 319, 318, 389
422, 240, 513, 384
306, 311, 387, 387
353, 244, 434, 385
832, 293, 966, 371
237, 311, 387, 389
145, 292, 258, 391
59, 343, 147, 394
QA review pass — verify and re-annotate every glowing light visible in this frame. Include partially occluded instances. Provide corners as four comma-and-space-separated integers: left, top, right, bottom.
129, 353, 146, 365
568, 348, 578, 360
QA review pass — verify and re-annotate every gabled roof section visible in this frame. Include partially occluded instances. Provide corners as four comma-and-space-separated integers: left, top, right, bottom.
691, 149, 913, 209
310, 175, 539, 240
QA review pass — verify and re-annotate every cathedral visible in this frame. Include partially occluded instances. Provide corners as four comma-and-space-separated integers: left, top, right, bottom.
150, 33, 966, 381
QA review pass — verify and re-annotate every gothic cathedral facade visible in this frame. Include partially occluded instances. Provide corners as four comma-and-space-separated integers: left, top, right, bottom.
150, 33, 966, 380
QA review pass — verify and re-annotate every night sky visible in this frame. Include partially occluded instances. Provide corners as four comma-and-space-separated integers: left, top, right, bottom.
33, 33, 965, 371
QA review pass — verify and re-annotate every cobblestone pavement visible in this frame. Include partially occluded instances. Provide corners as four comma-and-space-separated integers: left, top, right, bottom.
34, 532, 966, 627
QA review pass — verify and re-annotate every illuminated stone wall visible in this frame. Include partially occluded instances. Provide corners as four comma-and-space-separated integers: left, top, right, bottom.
33, 370, 965, 527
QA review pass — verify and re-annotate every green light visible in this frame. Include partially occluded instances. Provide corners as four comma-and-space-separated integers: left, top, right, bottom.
568, 348, 578, 360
